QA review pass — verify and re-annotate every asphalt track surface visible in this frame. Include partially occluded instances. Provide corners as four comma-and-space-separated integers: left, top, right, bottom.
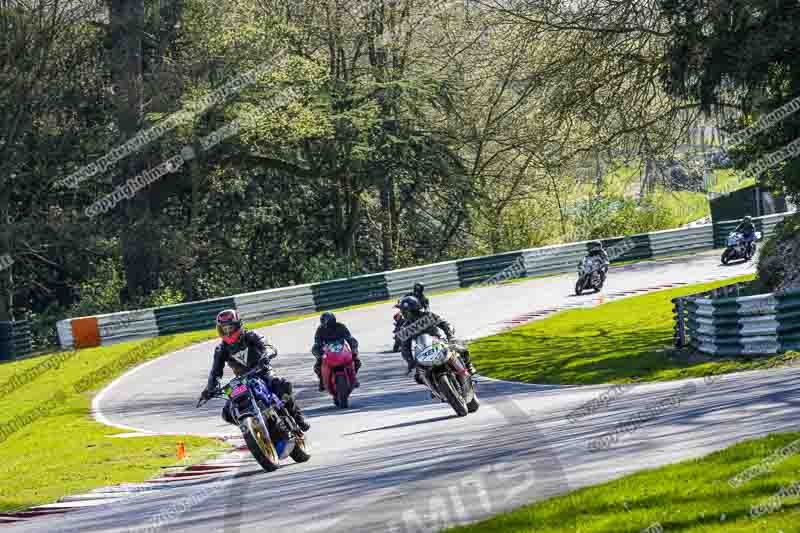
11, 250, 800, 533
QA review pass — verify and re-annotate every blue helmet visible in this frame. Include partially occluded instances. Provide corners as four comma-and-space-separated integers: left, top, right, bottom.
320, 312, 336, 328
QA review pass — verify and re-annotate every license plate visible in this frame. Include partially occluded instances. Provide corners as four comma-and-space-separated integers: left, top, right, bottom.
231, 384, 248, 397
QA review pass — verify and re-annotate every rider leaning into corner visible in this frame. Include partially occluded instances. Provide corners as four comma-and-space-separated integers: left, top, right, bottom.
396, 295, 477, 384
311, 312, 362, 391
200, 309, 311, 432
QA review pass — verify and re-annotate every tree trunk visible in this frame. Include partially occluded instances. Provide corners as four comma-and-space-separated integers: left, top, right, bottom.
0, 186, 12, 321
110, 0, 161, 303
381, 172, 394, 271
390, 175, 400, 257
594, 149, 604, 194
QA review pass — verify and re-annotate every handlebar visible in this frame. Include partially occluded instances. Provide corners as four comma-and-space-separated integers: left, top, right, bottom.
196, 360, 274, 408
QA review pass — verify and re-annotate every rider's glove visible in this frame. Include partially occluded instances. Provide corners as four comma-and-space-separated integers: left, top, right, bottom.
200, 388, 213, 401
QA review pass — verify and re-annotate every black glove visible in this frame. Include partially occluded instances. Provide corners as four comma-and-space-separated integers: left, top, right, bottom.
200, 387, 213, 401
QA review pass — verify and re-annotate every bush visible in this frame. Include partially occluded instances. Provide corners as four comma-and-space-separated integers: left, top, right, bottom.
755, 213, 800, 293
586, 198, 674, 239
67, 258, 126, 318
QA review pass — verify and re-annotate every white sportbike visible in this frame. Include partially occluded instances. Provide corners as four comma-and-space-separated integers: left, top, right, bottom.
412, 329, 479, 417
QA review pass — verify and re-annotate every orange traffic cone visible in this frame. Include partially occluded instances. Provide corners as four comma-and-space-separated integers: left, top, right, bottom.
177, 441, 186, 461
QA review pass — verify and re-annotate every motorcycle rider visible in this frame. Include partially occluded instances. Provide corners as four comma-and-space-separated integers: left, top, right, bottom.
200, 310, 310, 432
587, 241, 609, 267
581, 241, 609, 276
405, 283, 430, 311
311, 312, 362, 391
734, 215, 757, 254
396, 295, 477, 383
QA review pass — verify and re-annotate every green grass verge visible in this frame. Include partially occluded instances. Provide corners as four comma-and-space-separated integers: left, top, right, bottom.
710, 168, 756, 194
0, 313, 328, 512
446, 432, 800, 532
470, 274, 800, 386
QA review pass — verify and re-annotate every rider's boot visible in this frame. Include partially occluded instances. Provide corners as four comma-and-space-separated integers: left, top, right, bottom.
286, 400, 310, 432
352, 354, 362, 388
314, 361, 324, 391
460, 350, 478, 375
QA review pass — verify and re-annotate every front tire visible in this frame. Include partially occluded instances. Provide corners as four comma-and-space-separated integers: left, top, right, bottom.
721, 248, 732, 265
439, 374, 468, 417
467, 387, 480, 413
335, 374, 350, 409
243, 417, 280, 472
575, 278, 583, 295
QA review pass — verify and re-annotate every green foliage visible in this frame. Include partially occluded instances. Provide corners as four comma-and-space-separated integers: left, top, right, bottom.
755, 213, 800, 293
67, 258, 126, 319
137, 286, 185, 309
662, 0, 800, 202
569, 197, 675, 240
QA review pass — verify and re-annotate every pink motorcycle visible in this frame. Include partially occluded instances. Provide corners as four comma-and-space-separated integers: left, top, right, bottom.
321, 340, 359, 408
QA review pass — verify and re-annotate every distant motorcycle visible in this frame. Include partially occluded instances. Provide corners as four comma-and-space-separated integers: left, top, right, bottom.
321, 340, 358, 408
721, 231, 762, 265
196, 359, 310, 472
412, 328, 479, 417
575, 256, 607, 295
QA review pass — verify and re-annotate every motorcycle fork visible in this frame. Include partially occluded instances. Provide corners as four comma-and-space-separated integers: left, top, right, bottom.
421, 369, 439, 398
247, 392, 272, 440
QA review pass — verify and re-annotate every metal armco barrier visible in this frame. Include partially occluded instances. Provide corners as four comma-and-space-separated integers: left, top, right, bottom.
457, 251, 525, 287
0, 321, 33, 361
674, 283, 800, 356
56, 211, 795, 351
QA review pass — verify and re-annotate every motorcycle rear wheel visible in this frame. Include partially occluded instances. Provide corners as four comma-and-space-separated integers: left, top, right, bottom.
438, 374, 468, 417
243, 416, 280, 472
335, 374, 350, 409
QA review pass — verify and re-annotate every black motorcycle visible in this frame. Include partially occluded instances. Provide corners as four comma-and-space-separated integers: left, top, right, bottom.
575, 256, 607, 295
196, 359, 310, 472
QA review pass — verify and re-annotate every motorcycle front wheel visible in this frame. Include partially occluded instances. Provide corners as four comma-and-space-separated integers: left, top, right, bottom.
438, 373, 468, 417
575, 277, 584, 295
721, 248, 733, 265
243, 416, 280, 472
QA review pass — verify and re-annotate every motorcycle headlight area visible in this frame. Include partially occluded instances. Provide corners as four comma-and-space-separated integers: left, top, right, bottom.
415, 343, 449, 365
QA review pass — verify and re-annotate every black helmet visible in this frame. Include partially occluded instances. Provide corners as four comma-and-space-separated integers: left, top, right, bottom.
398, 295, 422, 319
744, 215, 752, 222
320, 312, 336, 328
589, 241, 603, 250
413, 282, 424, 294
